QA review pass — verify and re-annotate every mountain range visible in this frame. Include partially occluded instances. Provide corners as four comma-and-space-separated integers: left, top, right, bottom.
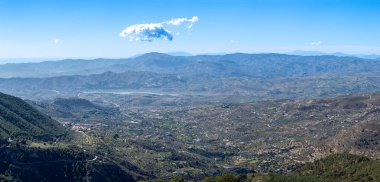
1, 53, 380, 101
1, 53, 380, 78
289, 50, 380, 59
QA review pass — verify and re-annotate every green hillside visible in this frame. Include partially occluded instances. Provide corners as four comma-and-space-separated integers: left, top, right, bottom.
0, 92, 146, 181
196, 154, 380, 182
0, 92, 67, 140
268, 153, 380, 182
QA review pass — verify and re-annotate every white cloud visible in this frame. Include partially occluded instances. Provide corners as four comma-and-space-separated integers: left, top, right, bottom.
310, 41, 322, 46
120, 16, 198, 42
165, 16, 199, 28
120, 23, 173, 42
53, 38, 60, 44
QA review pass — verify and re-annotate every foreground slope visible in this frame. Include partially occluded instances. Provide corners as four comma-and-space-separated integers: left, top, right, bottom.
269, 154, 380, 182
202, 154, 380, 182
0, 92, 67, 140
0, 92, 146, 181
0, 145, 136, 182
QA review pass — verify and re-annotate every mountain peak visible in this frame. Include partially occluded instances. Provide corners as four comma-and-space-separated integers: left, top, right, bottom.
137, 52, 173, 59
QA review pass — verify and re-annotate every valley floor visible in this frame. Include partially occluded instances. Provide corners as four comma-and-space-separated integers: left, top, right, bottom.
28, 92, 380, 180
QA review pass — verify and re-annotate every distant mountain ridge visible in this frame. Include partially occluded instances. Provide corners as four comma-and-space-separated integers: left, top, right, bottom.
0, 70, 185, 92
1, 52, 380, 78
290, 50, 380, 59
2, 53, 380, 101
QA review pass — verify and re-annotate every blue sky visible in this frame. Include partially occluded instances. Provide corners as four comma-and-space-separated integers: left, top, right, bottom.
0, 0, 380, 59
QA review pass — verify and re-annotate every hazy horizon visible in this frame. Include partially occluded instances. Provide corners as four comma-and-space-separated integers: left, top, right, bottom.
1, 50, 380, 65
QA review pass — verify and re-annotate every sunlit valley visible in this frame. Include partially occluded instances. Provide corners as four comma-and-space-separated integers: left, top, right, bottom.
1, 1, 380, 182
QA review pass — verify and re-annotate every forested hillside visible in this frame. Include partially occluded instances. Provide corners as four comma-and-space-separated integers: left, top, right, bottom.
0, 92, 146, 181
0, 92, 67, 140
